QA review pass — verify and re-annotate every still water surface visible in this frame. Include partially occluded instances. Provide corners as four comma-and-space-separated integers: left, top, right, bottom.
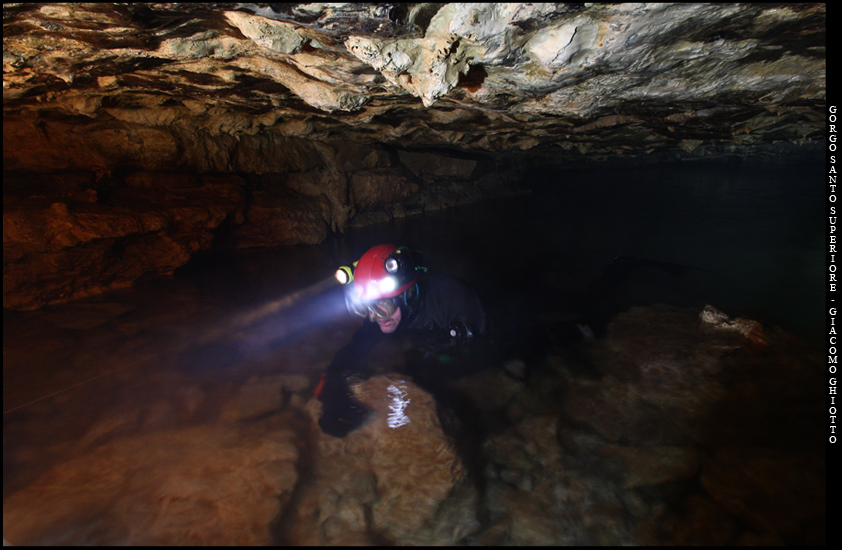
2, 152, 826, 544
325, 154, 825, 347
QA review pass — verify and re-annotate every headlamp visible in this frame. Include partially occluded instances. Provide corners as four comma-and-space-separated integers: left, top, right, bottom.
384, 256, 400, 274
378, 276, 398, 294
338, 246, 426, 320
335, 266, 353, 285
335, 261, 358, 285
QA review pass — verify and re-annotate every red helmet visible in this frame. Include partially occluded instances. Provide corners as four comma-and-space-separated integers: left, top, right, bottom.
352, 244, 418, 301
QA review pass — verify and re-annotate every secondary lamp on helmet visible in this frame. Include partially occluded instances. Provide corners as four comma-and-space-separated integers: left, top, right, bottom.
384, 257, 400, 274
335, 261, 358, 285
335, 266, 352, 285
337, 244, 427, 318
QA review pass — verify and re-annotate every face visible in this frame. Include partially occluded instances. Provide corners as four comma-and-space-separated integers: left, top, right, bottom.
371, 303, 402, 333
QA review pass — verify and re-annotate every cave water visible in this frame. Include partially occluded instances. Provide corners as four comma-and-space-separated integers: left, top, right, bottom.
3, 155, 825, 545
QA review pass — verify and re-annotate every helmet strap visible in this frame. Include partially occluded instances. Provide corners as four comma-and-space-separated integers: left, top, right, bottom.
399, 281, 424, 325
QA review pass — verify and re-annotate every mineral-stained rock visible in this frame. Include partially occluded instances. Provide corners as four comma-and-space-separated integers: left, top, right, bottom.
3, 174, 246, 310
287, 374, 479, 545
699, 304, 770, 344
700, 446, 826, 545
563, 305, 787, 446
3, 0, 825, 312
3, 3, 825, 162
601, 444, 703, 489
2, 118, 520, 309
232, 186, 331, 248
1, 425, 300, 545
349, 167, 419, 207
398, 150, 478, 180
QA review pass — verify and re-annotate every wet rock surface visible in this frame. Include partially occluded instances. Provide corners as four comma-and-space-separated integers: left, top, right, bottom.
283, 374, 479, 545
467, 306, 824, 546
3, 260, 825, 547
4, 424, 300, 545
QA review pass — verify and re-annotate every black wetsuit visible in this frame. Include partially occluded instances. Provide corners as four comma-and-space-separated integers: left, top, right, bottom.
317, 273, 488, 437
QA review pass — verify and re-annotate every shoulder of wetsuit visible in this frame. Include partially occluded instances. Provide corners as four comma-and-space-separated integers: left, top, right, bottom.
429, 275, 488, 336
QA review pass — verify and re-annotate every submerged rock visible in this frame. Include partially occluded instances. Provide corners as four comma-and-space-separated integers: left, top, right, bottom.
2, 425, 300, 545
286, 374, 479, 545
699, 304, 771, 344
700, 446, 826, 545
476, 303, 824, 545
563, 304, 818, 446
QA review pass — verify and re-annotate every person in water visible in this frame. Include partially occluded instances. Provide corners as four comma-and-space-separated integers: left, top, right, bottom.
315, 244, 488, 438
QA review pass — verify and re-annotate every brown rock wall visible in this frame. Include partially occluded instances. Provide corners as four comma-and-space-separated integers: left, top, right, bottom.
3, 173, 246, 310
1, 425, 300, 545
232, 187, 331, 248
2, 118, 179, 175
3, 113, 519, 309
2, 117, 329, 175
700, 447, 825, 544
398, 150, 477, 180
350, 167, 419, 207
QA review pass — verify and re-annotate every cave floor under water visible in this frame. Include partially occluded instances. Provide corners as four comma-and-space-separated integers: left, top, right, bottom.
3, 157, 827, 545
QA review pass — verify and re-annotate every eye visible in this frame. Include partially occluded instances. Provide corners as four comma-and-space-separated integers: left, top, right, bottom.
385, 257, 400, 273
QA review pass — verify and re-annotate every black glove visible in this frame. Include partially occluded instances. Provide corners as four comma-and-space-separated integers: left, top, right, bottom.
317, 373, 372, 438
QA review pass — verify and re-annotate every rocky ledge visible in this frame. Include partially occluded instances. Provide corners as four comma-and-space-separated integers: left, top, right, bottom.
3, 3, 826, 158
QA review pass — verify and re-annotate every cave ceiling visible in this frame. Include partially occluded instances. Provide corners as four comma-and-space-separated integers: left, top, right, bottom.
3, 2, 827, 163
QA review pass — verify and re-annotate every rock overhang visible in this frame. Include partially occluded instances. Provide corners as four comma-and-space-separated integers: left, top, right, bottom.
2, 2, 826, 163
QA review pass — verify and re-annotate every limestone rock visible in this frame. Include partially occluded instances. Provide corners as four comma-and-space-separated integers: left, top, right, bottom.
563, 304, 816, 446
232, 187, 330, 248
604, 445, 703, 489
1, 426, 300, 545
699, 304, 770, 344
287, 374, 479, 545
2, 3, 825, 165
449, 368, 525, 413
3, 174, 245, 310
221, 374, 311, 421
350, 167, 419, 207
398, 150, 477, 179
700, 447, 825, 545
223, 11, 306, 55
635, 494, 740, 546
